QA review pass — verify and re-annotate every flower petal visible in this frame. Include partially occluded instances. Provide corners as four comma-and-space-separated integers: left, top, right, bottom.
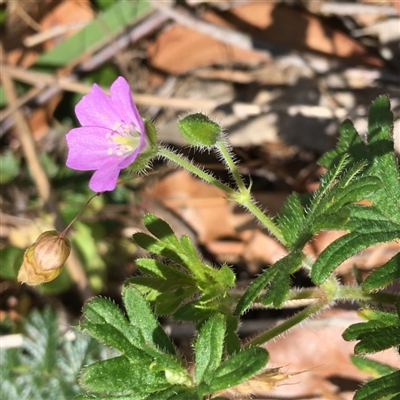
89, 165, 121, 192
110, 77, 145, 133
75, 84, 120, 129
66, 127, 119, 170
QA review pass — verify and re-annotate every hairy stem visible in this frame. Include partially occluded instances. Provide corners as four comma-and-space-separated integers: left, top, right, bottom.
244, 298, 327, 348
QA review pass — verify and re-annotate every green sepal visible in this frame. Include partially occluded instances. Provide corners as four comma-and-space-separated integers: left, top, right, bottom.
208, 347, 268, 392
178, 113, 221, 147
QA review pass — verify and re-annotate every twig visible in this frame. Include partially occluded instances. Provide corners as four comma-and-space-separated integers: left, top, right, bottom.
319, 2, 398, 16
0, 65, 219, 118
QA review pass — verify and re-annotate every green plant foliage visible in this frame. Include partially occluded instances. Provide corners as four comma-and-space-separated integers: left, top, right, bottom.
235, 251, 302, 314
0, 149, 20, 184
350, 356, 398, 377
208, 347, 269, 392
362, 252, 400, 291
0, 245, 24, 279
312, 204, 400, 284
78, 289, 268, 399
35, 1, 151, 67
315, 95, 400, 285
130, 214, 236, 321
353, 370, 400, 400
343, 308, 400, 354
1, 307, 114, 400
194, 315, 225, 386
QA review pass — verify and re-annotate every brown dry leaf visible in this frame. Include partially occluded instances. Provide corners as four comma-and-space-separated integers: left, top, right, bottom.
212, 366, 297, 399
146, 170, 252, 243
222, 2, 383, 67
263, 308, 400, 398
147, 18, 269, 76
39, 0, 94, 50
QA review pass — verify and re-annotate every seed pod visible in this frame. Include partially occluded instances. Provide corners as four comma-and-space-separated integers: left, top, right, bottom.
17, 230, 71, 285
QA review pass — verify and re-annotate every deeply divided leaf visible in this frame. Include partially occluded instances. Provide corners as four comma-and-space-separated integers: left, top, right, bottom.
122, 285, 176, 355
208, 347, 268, 392
194, 315, 226, 385
354, 370, 400, 400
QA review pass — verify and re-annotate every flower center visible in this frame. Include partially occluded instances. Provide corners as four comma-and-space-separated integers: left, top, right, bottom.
106, 122, 140, 156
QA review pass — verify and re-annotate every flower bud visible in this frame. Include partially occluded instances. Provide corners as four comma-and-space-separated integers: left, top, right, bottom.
17, 230, 71, 286
178, 113, 221, 147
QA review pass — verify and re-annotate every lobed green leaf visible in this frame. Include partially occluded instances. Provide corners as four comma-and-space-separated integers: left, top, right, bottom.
351, 356, 398, 378
79, 356, 169, 395
122, 285, 176, 355
354, 370, 400, 400
311, 225, 400, 284
143, 214, 181, 249
362, 252, 400, 291
195, 315, 226, 385
208, 347, 268, 392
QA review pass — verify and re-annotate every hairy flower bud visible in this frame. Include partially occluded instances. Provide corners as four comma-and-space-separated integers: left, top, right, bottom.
17, 230, 71, 285
178, 113, 221, 147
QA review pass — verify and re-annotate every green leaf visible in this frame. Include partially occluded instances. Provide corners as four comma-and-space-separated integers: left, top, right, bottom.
80, 298, 147, 359
311, 211, 400, 284
235, 266, 278, 316
154, 290, 193, 315
173, 301, 215, 321
354, 370, 400, 400
351, 356, 398, 377
363, 252, 400, 291
35, 1, 151, 67
225, 315, 241, 355
321, 96, 400, 224
366, 95, 400, 220
261, 251, 301, 307
0, 149, 20, 184
343, 310, 400, 355
143, 214, 181, 249
0, 245, 24, 279
79, 356, 169, 395
208, 347, 268, 392
149, 387, 200, 400
132, 233, 184, 266
122, 285, 176, 355
276, 193, 305, 247
75, 396, 143, 400
135, 258, 195, 284
195, 315, 226, 385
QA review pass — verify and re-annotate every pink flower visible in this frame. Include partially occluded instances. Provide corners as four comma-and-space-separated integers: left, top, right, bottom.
66, 76, 146, 192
